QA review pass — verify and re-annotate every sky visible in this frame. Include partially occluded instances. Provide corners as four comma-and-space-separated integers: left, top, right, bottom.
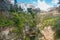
17, 0, 59, 11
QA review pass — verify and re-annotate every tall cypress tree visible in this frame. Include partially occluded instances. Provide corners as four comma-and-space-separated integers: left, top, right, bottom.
58, 0, 60, 7
57, 0, 60, 12
14, 0, 18, 11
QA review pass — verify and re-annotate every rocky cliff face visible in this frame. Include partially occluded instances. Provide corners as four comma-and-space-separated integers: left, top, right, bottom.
36, 7, 60, 40
37, 23, 55, 40
41, 26, 54, 40
48, 7, 60, 15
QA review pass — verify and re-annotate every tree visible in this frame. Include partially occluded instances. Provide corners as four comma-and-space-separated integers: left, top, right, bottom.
27, 8, 39, 40
0, 16, 14, 28
12, 12, 24, 39
58, 0, 60, 12
12, 12, 31, 40
52, 16, 60, 40
0, 0, 4, 2
58, 0, 60, 7
58, 0, 60, 5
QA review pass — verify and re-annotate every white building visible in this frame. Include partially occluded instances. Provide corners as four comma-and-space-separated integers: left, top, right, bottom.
9, 0, 14, 5
17, 2, 27, 12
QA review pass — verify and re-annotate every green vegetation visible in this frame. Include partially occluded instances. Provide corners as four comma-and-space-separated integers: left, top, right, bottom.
0, 16, 14, 28
0, 9, 60, 40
